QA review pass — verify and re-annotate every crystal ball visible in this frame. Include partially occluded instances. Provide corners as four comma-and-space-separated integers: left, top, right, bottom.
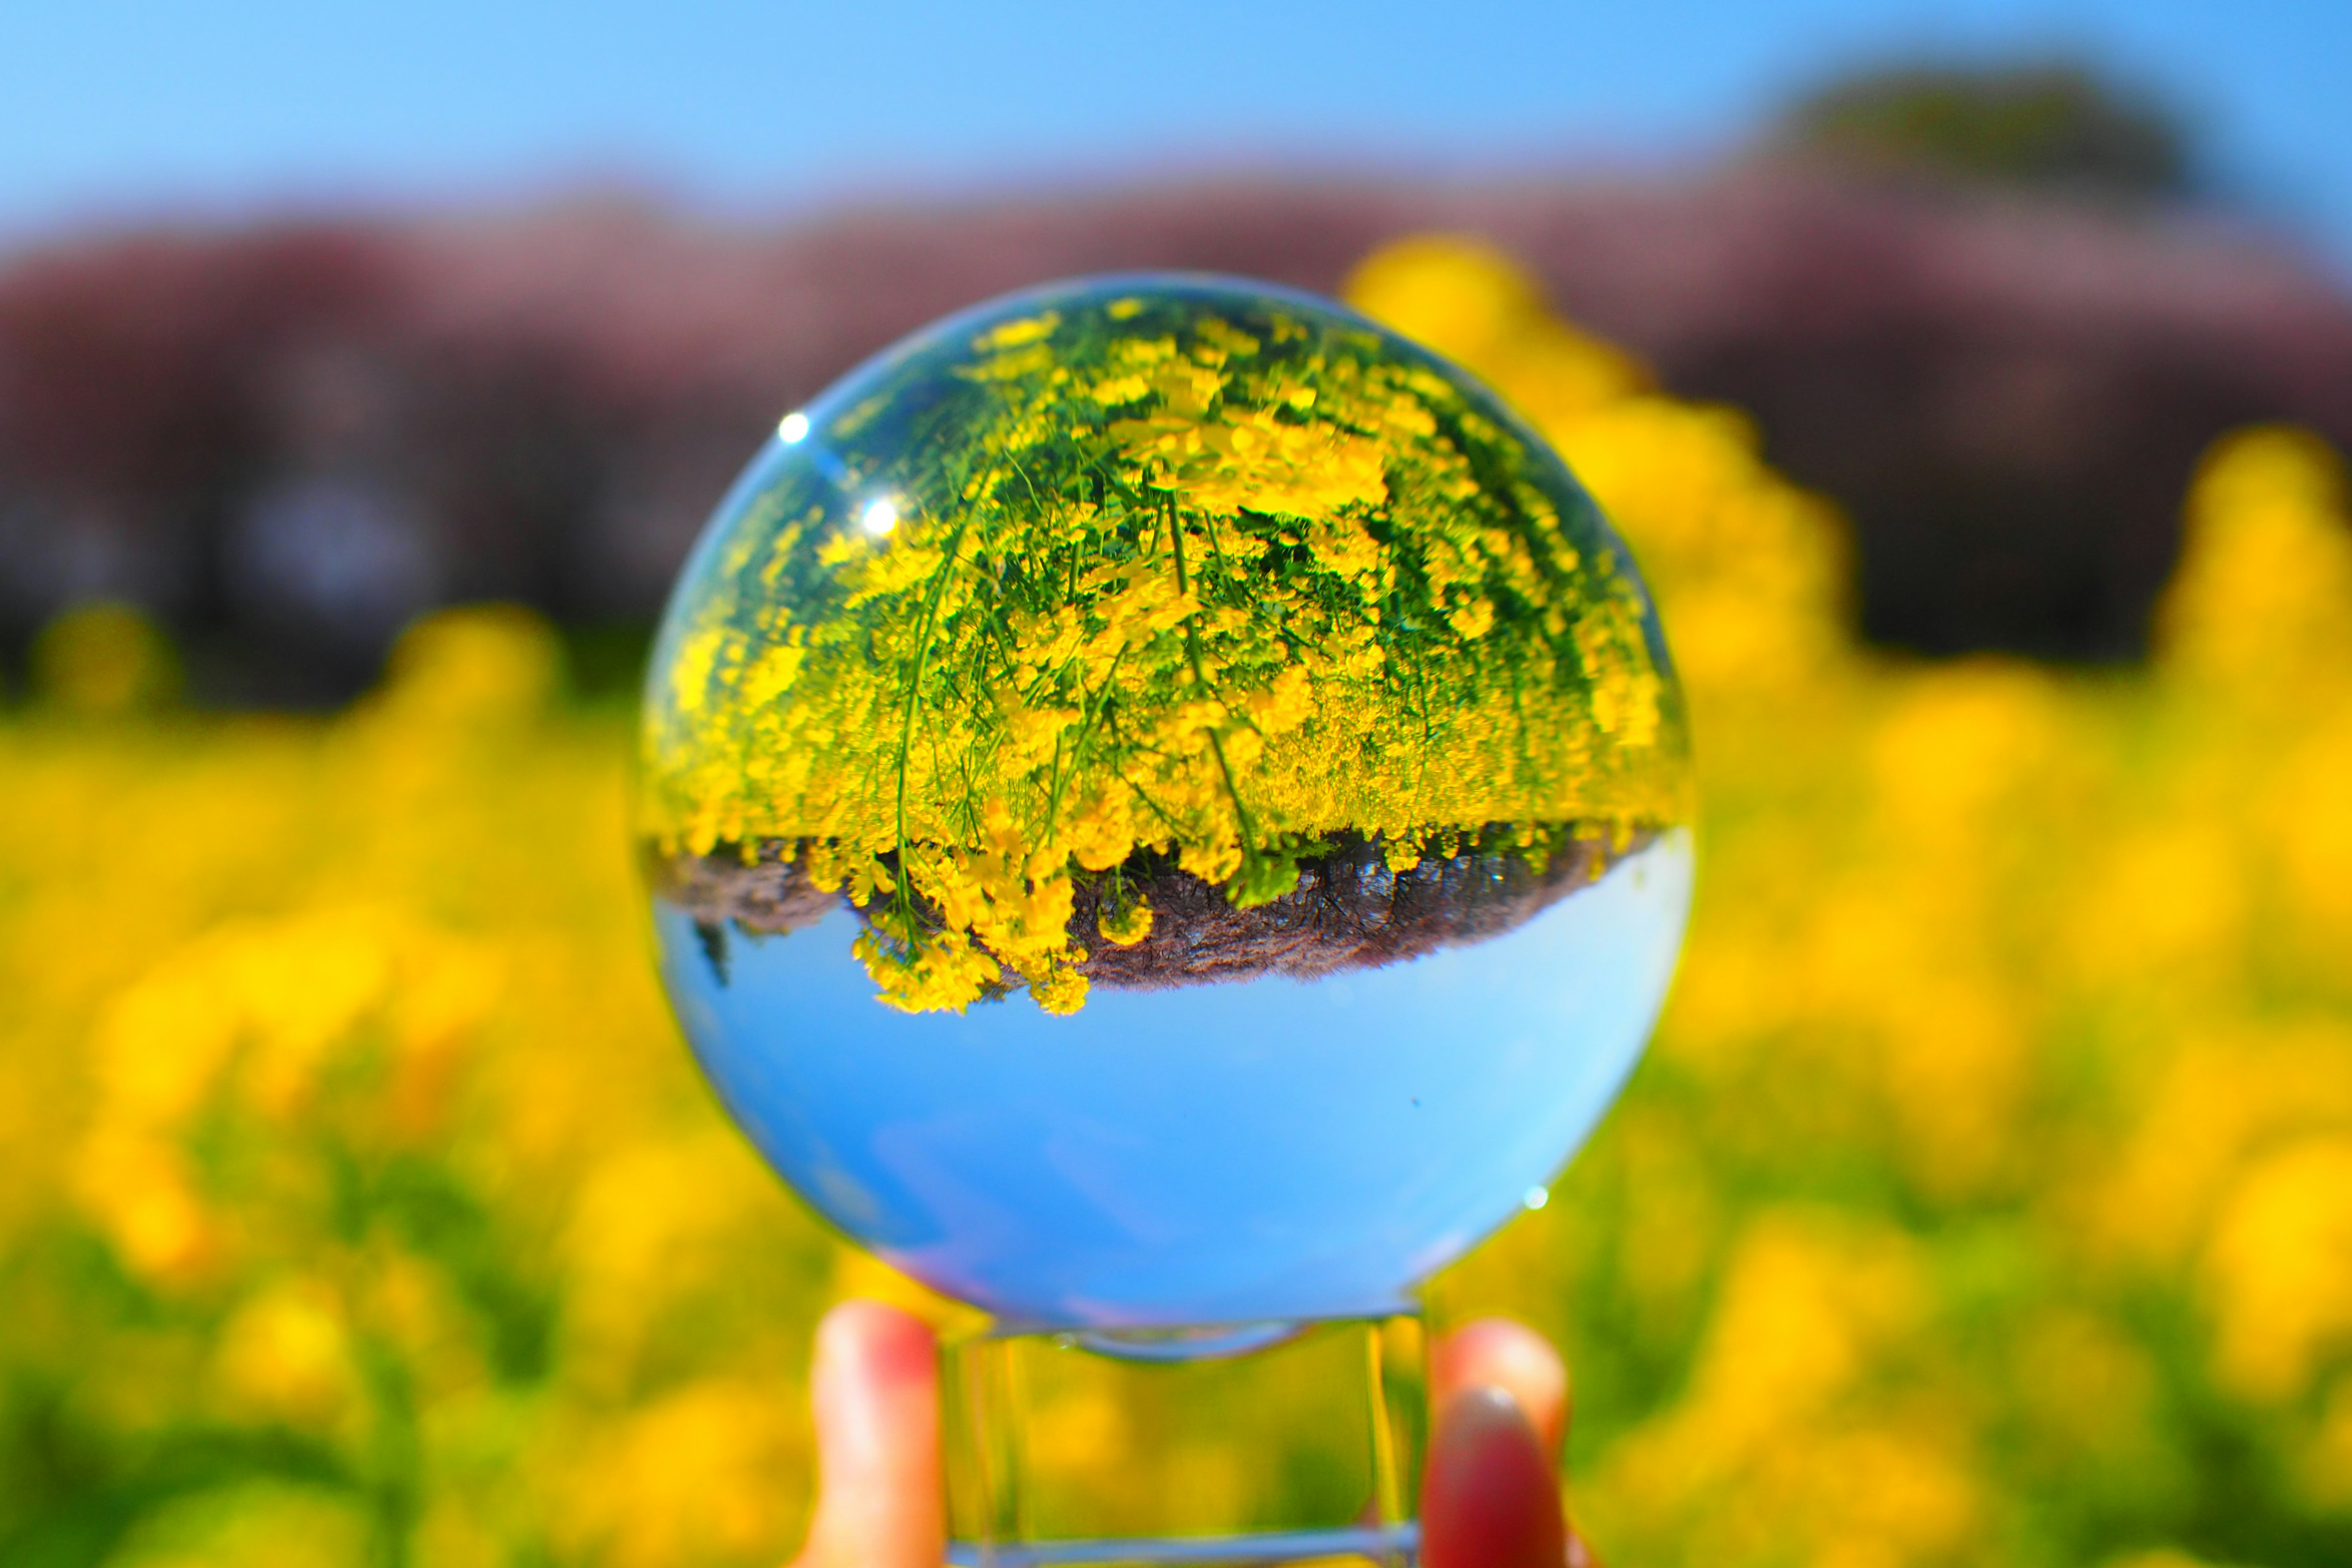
639, 276, 1692, 1332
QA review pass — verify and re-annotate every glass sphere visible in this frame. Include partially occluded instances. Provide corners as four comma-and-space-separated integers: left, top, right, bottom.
639, 276, 1692, 1334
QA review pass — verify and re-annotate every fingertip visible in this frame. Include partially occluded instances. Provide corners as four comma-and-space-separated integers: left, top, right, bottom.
811, 1298, 940, 1472
1431, 1316, 1569, 1456
801, 1299, 944, 1568
815, 1298, 940, 1392
1420, 1385, 1569, 1568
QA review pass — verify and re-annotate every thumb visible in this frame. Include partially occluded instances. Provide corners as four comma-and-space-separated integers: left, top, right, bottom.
791, 1300, 944, 1568
1420, 1384, 1569, 1568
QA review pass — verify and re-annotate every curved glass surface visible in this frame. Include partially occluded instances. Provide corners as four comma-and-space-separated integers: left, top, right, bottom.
639, 274, 1694, 1329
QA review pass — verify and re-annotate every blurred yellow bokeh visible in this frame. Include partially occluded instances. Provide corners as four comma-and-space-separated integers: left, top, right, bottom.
3, 239, 2348, 1567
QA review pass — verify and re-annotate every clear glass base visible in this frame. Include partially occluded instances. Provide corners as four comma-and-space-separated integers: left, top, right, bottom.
943, 1314, 1426, 1567
944, 1523, 1419, 1567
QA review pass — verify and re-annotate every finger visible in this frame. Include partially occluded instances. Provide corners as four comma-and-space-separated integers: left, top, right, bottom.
1430, 1319, 1604, 1566
791, 1300, 944, 1568
1420, 1385, 1569, 1568
1431, 1317, 1568, 1457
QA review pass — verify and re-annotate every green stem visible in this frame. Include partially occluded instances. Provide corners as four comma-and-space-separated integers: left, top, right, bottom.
1166, 494, 1262, 857
894, 512, 973, 929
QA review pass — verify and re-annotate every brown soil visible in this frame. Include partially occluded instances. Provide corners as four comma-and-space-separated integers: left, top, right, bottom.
652, 829, 1640, 992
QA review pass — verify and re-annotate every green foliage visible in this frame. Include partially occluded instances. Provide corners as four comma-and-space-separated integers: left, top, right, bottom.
4, 245, 2351, 1567
1774, 60, 2195, 198
644, 279, 1684, 1014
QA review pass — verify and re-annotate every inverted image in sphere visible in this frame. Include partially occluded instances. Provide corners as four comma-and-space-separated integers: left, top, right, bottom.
640, 276, 1692, 1327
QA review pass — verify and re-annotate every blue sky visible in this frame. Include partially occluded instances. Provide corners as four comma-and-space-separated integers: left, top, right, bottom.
2, 1, 2346, 266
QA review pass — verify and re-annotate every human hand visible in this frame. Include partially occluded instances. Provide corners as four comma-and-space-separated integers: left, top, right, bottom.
790, 1300, 1597, 1568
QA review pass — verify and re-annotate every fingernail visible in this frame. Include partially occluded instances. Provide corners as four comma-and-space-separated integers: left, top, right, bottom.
1421, 1385, 1569, 1568
1431, 1318, 1570, 1458
812, 1302, 935, 1475
811, 1309, 878, 1466
801, 1302, 944, 1568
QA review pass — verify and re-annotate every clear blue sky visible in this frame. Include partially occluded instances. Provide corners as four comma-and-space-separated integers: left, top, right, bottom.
3, 0, 2346, 266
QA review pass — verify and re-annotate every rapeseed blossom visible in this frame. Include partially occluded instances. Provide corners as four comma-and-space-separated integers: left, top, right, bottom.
1355, 237, 2352, 1568
1, 239, 2348, 1567
641, 281, 1684, 1014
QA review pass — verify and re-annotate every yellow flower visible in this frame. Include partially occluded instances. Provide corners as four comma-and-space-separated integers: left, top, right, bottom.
643, 282, 1686, 1013
2201, 1138, 2352, 1401
1098, 896, 1154, 946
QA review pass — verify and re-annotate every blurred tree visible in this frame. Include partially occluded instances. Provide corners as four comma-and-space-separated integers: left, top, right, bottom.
1773, 61, 2195, 199
7, 164, 2345, 690
31, 601, 181, 714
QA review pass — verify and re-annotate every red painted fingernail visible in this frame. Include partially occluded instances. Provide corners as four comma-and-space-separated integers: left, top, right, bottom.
1421, 1385, 1569, 1568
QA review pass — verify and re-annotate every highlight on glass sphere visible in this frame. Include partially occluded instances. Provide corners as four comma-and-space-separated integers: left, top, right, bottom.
638, 274, 1694, 1334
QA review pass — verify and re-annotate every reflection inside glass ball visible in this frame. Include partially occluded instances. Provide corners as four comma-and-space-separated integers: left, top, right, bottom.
639, 276, 1693, 1333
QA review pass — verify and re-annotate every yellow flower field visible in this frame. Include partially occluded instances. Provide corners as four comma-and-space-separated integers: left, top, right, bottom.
4, 238, 2350, 1567
644, 277, 1684, 1016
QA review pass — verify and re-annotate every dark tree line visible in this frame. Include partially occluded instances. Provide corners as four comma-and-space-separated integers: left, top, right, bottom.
2, 165, 2348, 701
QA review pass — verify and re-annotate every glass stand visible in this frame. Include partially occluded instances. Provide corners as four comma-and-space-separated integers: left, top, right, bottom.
943, 1314, 1427, 1567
